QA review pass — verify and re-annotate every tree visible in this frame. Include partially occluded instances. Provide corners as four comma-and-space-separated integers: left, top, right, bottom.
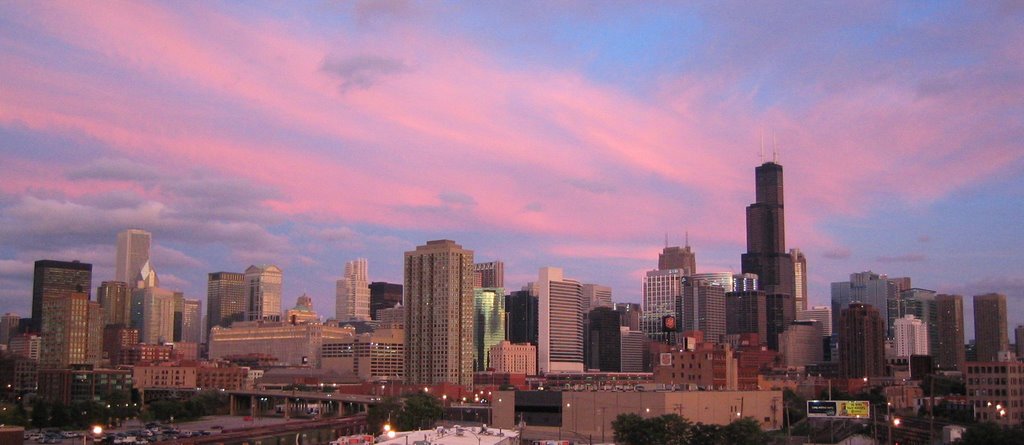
366, 397, 402, 434
612, 413, 650, 445
956, 422, 1024, 445
689, 423, 721, 445
395, 393, 442, 431
720, 418, 765, 445
30, 400, 50, 429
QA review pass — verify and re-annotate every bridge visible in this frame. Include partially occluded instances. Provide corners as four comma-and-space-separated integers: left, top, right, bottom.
225, 390, 384, 420
159, 414, 368, 445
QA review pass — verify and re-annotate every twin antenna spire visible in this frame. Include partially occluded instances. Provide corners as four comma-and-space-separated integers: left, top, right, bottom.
664, 231, 691, 248
759, 129, 780, 164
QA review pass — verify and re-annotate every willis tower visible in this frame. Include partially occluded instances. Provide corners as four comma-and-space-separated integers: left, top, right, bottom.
741, 161, 794, 298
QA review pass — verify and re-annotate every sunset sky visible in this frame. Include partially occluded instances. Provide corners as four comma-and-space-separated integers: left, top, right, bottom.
1, 2, 1022, 336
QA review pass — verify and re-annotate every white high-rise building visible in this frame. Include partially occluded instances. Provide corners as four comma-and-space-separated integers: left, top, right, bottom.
130, 287, 180, 344
335, 259, 371, 321
181, 299, 203, 343
798, 305, 833, 336
538, 267, 583, 373
116, 229, 152, 289
894, 314, 929, 357
245, 265, 283, 322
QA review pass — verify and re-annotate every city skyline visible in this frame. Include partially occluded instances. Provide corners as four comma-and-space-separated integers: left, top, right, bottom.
0, 3, 1022, 338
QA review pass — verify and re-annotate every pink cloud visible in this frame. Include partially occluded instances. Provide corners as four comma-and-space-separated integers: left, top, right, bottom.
1, 1, 1021, 274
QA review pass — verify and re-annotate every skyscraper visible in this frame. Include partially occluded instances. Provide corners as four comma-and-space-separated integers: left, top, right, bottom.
658, 244, 696, 274
741, 162, 794, 298
473, 261, 504, 288
245, 265, 283, 322
130, 287, 181, 344
585, 307, 622, 372
973, 293, 1009, 362
505, 290, 538, 345
682, 277, 726, 344
369, 282, 403, 320
838, 303, 886, 378
474, 287, 505, 371
581, 283, 612, 314
31, 260, 92, 333
115, 229, 152, 288
790, 248, 808, 312
537, 267, 584, 373
798, 305, 833, 336
1016, 325, 1024, 360
39, 291, 102, 368
404, 240, 475, 386
779, 320, 823, 368
181, 299, 202, 343
97, 281, 131, 327
935, 294, 966, 371
206, 272, 246, 335
335, 259, 370, 321
0, 313, 20, 346
894, 315, 928, 357
642, 268, 684, 344
830, 271, 909, 338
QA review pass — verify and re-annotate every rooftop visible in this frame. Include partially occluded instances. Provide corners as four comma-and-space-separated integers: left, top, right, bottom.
376, 426, 518, 445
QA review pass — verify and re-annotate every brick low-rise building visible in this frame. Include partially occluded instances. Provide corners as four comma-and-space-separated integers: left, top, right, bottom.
37, 366, 132, 404
488, 341, 537, 376
965, 361, 1024, 424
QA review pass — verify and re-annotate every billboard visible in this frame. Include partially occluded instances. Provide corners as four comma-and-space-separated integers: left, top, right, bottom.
659, 353, 673, 366
806, 400, 871, 418
662, 315, 678, 332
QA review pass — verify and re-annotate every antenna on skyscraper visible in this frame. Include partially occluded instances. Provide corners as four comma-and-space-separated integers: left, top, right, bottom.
664, 232, 669, 248
685, 230, 690, 248
772, 130, 779, 163
759, 129, 765, 163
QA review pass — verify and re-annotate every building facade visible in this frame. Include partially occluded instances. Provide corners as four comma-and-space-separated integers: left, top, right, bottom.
115, 229, 151, 288
245, 265, 283, 322
581, 283, 612, 314
741, 161, 795, 300
936, 294, 966, 371
488, 341, 536, 375
209, 320, 350, 367
658, 245, 696, 274
474, 287, 505, 371
321, 328, 405, 382
130, 287, 181, 345
838, 303, 886, 378
894, 315, 929, 357
97, 281, 131, 327
336, 259, 371, 321
31, 260, 92, 334
369, 282, 403, 321
537, 267, 583, 373
506, 290, 538, 345
40, 292, 103, 369
974, 293, 1009, 362
641, 268, 684, 344
681, 277, 726, 344
404, 240, 475, 386
206, 271, 246, 336
473, 261, 505, 288
779, 320, 823, 368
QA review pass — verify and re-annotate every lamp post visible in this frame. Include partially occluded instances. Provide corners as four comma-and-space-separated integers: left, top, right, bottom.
889, 416, 900, 445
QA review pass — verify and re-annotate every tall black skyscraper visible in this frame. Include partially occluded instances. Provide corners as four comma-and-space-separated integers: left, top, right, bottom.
505, 290, 538, 345
369, 281, 403, 320
741, 162, 794, 298
31, 260, 92, 333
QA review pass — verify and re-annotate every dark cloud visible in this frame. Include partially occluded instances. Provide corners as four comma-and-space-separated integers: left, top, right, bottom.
567, 178, 616, 195
917, 235, 931, 243
321, 55, 411, 92
438, 191, 477, 207
876, 253, 927, 263
66, 158, 165, 182
0, 259, 33, 280
822, 247, 851, 260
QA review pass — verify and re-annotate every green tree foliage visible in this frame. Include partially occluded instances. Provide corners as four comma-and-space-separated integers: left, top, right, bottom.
612, 413, 765, 445
0, 402, 29, 427
395, 393, 442, 431
366, 397, 402, 434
